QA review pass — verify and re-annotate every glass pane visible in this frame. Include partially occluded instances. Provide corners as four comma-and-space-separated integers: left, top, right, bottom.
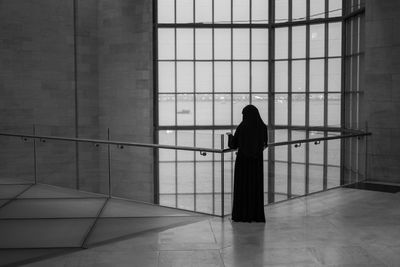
310, 0, 325, 19
292, 26, 306, 59
177, 94, 194, 125
159, 163, 175, 193
177, 193, 194, 210
195, 62, 212, 92
309, 165, 323, 193
345, 20, 352, 56
351, 56, 359, 91
158, 29, 174, 60
196, 94, 213, 125
292, 163, 305, 195
158, 62, 175, 93
275, 130, 288, 161
275, 162, 288, 197
310, 59, 324, 92
292, 94, 305, 125
252, 0, 268, 23
195, 29, 212, 60
177, 163, 194, 193
214, 29, 231, 60
177, 131, 194, 161
215, 94, 231, 125
158, 130, 176, 161
275, 28, 288, 59
233, 62, 249, 92
177, 62, 194, 92
329, 0, 342, 18
328, 94, 341, 127
328, 58, 341, 92
159, 94, 175, 125
215, 62, 231, 92
309, 134, 324, 164
359, 16, 365, 53
309, 94, 324, 126
275, 61, 288, 92
177, 29, 193, 60
329, 22, 342, 57
327, 166, 340, 188
195, 0, 212, 23
158, 0, 175, 23
252, 94, 268, 124
328, 138, 340, 166
214, 0, 231, 23
275, 0, 288, 23
292, 0, 306, 21
275, 95, 288, 125
252, 29, 268, 60
233, 94, 250, 125
233, 29, 250, 59
176, 0, 193, 23
233, 0, 249, 23
196, 162, 213, 193
292, 60, 306, 92
291, 131, 305, 162
252, 62, 268, 92
310, 24, 325, 58
195, 130, 213, 161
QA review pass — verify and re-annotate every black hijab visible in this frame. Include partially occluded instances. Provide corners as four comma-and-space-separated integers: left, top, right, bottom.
236, 105, 268, 157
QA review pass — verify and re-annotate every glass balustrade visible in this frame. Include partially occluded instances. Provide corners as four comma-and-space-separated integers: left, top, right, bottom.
0, 127, 369, 217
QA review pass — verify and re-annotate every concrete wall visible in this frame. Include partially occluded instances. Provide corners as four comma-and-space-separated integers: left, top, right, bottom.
363, 0, 400, 183
0, 0, 77, 187
98, 0, 154, 202
0, 0, 154, 199
76, 0, 103, 193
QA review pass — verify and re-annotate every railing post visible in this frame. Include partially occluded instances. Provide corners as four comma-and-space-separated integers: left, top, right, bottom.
107, 128, 112, 198
33, 124, 37, 184
364, 121, 368, 181
220, 134, 224, 217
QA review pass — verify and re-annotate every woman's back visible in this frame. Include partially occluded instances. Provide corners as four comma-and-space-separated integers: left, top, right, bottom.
228, 105, 267, 223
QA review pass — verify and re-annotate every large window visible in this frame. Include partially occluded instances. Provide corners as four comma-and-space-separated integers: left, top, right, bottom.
156, 0, 353, 212
343, 0, 365, 183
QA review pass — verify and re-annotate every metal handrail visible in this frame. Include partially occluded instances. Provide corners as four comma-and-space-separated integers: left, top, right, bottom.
223, 131, 372, 152
0, 130, 371, 154
0, 132, 222, 153
0, 129, 371, 217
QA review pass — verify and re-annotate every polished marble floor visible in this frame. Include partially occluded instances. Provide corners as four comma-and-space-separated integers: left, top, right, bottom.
1, 178, 400, 266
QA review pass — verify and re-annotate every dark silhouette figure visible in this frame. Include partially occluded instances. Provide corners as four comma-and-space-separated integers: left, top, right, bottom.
228, 105, 268, 222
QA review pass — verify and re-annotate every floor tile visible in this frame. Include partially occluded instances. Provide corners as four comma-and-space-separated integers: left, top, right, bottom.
86, 216, 207, 247
0, 184, 31, 199
1, 186, 399, 267
0, 219, 95, 248
18, 184, 104, 199
158, 220, 219, 250
101, 198, 197, 218
0, 177, 33, 185
0, 248, 73, 266
24, 250, 159, 267
221, 246, 318, 267
158, 250, 224, 267
309, 245, 386, 266
0, 198, 106, 219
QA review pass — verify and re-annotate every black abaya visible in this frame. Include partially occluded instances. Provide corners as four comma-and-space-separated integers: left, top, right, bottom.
228, 105, 268, 223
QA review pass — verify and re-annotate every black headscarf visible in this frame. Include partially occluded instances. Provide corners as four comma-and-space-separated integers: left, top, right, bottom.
235, 105, 268, 158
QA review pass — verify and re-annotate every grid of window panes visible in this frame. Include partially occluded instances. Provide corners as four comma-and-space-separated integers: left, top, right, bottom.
343, 0, 365, 183
157, 0, 345, 213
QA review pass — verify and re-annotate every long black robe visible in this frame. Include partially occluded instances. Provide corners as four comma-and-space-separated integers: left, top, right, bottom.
228, 109, 268, 222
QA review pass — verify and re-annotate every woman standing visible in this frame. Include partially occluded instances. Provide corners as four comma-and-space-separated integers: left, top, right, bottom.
228, 105, 268, 222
